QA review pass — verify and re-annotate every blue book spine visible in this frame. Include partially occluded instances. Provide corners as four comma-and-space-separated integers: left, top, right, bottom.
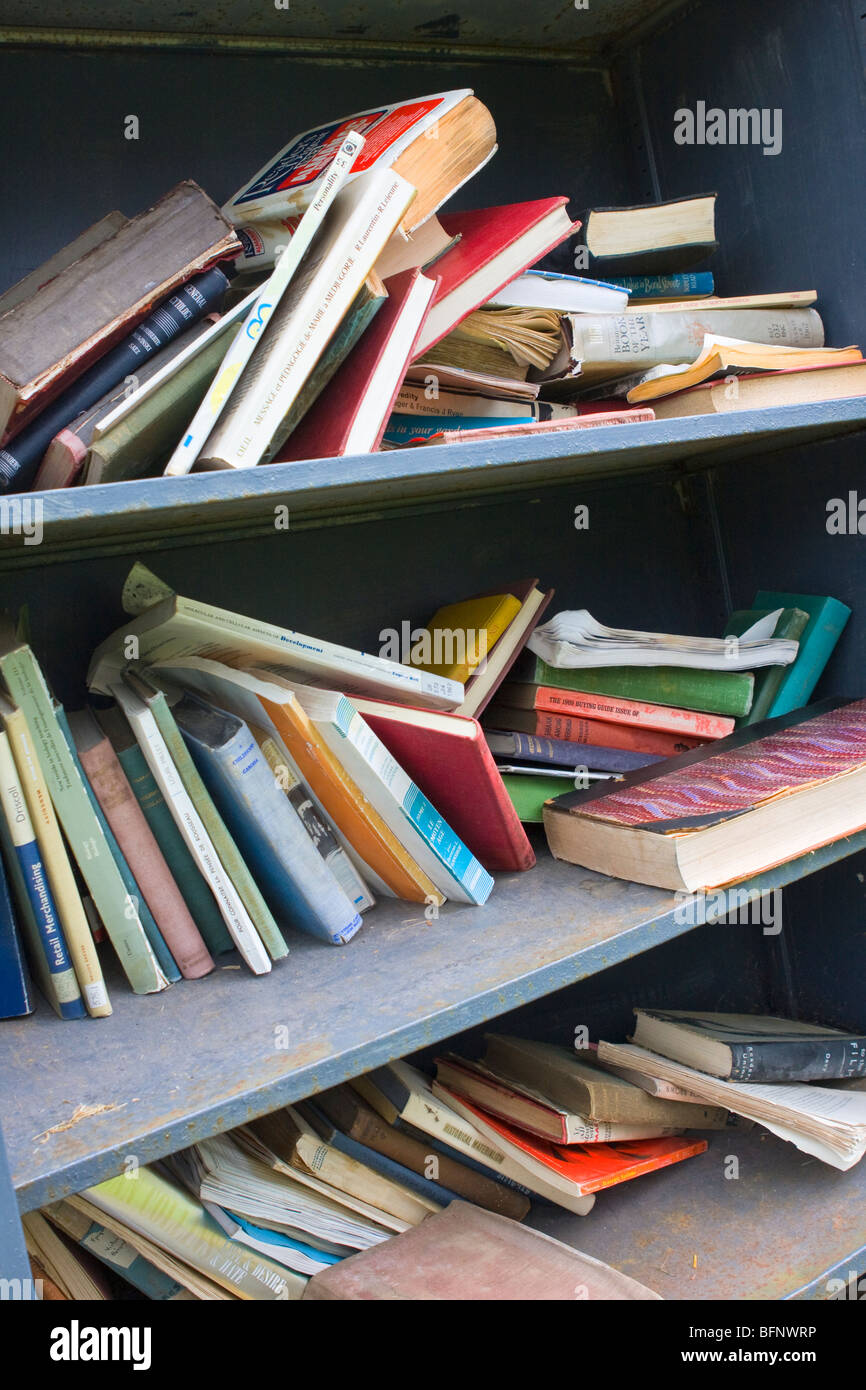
179, 705, 362, 945
755, 593, 852, 715
0, 845, 32, 1018
616, 271, 715, 298
495, 731, 661, 773
0, 733, 85, 1019
75, 1220, 189, 1299
56, 710, 181, 983
382, 413, 534, 445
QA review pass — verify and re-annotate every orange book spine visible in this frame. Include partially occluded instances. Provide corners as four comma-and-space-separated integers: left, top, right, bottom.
533, 711, 702, 756
258, 693, 443, 905
532, 686, 734, 738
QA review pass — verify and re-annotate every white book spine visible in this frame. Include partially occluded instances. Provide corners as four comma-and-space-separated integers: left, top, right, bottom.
199, 169, 416, 470
111, 686, 271, 976
165, 131, 366, 476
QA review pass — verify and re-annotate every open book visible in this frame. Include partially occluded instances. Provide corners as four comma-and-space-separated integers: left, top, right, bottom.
626, 334, 862, 403
527, 608, 798, 672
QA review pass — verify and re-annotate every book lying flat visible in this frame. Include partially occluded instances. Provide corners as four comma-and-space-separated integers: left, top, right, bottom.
527, 608, 799, 672
489, 269, 628, 314
632, 1010, 866, 1083
350, 698, 534, 872
627, 335, 862, 403
513, 654, 755, 719
544, 698, 866, 892
574, 194, 718, 276
498, 682, 735, 740
423, 409, 656, 445
484, 704, 701, 756
650, 358, 866, 419
483, 1034, 730, 1127
302, 1200, 662, 1301
88, 562, 463, 711
403, 361, 541, 401
435, 1084, 708, 1197
434, 1055, 689, 1143
598, 1041, 866, 1170
485, 730, 661, 773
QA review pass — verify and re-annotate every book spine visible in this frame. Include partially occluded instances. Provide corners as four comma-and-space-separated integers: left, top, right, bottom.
258, 735, 374, 913
198, 169, 414, 470
58, 713, 180, 987
570, 307, 824, 374
529, 686, 735, 738
0, 850, 32, 1018
166, 131, 365, 474
526, 661, 754, 718
178, 718, 360, 947
307, 1114, 463, 1208
75, 737, 214, 980
147, 691, 283, 958
383, 413, 535, 445
498, 730, 659, 772
728, 1039, 866, 1083
294, 1134, 438, 1224
492, 706, 702, 754
0, 732, 85, 1019
115, 740, 234, 955
72, 1220, 190, 1300
6, 710, 111, 1015
0, 269, 229, 494
0, 649, 167, 994
333, 697, 494, 905
115, 690, 273, 975
767, 600, 851, 715
617, 272, 714, 299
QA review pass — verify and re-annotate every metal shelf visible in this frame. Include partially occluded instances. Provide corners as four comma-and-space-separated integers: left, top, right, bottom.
529, 1126, 864, 1300
2, 832, 865, 1215
5, 399, 865, 568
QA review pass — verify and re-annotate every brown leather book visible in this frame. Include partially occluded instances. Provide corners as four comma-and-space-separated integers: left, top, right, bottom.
303, 1200, 662, 1300
0, 181, 240, 440
315, 1084, 530, 1221
68, 709, 213, 980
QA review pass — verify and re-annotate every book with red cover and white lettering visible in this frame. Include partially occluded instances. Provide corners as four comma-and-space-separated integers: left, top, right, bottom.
498, 684, 734, 739
413, 198, 579, 357
275, 269, 437, 462
422, 408, 655, 446
348, 697, 535, 873
434, 1083, 708, 1196
482, 704, 701, 755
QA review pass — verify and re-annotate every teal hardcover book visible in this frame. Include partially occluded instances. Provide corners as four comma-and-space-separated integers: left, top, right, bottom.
753, 591, 851, 715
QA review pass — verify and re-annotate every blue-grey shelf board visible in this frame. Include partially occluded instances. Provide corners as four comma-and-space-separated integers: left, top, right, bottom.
2, 834, 865, 1214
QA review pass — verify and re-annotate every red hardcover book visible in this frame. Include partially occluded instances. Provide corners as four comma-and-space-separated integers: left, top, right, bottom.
484, 705, 702, 755
435, 1083, 707, 1196
503, 684, 734, 739
275, 269, 438, 462
351, 697, 535, 873
424, 408, 656, 446
413, 197, 579, 357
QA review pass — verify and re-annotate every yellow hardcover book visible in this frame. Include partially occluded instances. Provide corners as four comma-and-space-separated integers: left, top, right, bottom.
415, 593, 522, 684
0, 695, 111, 1017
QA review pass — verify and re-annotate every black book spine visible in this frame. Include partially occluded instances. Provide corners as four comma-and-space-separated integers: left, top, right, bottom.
728, 1038, 866, 1083
0, 266, 229, 494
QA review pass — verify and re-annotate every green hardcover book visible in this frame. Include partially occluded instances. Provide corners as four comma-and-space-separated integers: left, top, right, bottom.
97, 706, 234, 957
515, 655, 754, 718
724, 607, 810, 725
500, 772, 576, 824
58, 708, 181, 985
127, 674, 288, 961
0, 631, 169, 995
83, 317, 243, 485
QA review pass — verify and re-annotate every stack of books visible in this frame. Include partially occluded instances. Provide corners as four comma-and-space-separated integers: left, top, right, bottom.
25, 1072, 672, 1300
2, 93, 861, 495
482, 592, 852, 823
599, 1010, 866, 1171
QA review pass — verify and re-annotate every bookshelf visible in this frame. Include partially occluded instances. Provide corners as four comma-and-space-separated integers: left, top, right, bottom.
0, 0, 864, 1300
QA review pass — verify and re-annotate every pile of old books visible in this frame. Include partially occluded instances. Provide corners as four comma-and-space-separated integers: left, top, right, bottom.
2, 88, 860, 496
